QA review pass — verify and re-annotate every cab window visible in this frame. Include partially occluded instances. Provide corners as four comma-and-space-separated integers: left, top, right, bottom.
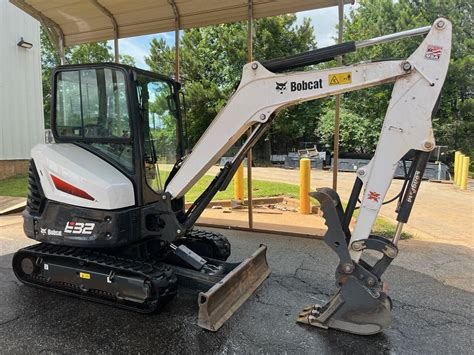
136, 74, 179, 192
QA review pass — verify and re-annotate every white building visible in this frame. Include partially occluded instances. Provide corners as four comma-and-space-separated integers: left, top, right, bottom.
0, 0, 44, 179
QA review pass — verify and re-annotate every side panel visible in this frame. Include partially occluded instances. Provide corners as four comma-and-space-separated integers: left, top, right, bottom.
32, 143, 135, 210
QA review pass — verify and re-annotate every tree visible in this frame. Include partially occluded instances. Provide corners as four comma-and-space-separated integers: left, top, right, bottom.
341, 0, 473, 157
67, 42, 113, 64
145, 15, 320, 160
119, 54, 136, 66
40, 30, 118, 126
316, 106, 382, 154
40, 30, 59, 128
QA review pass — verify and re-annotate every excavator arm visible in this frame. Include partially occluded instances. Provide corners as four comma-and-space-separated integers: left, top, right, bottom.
166, 18, 452, 334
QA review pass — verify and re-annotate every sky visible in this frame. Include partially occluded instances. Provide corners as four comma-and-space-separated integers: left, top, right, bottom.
113, 4, 357, 70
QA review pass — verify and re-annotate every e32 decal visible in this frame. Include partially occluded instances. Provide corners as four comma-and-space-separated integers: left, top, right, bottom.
64, 221, 95, 235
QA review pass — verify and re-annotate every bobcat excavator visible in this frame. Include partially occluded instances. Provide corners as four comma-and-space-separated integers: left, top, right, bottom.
12, 18, 451, 335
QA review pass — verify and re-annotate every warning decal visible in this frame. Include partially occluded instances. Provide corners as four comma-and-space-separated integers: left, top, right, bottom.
328, 72, 352, 86
79, 272, 91, 279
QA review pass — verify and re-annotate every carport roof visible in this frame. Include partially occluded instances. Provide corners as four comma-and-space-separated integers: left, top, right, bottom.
10, 0, 351, 46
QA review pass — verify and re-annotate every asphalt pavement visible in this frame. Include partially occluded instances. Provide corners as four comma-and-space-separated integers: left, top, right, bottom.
0, 220, 472, 354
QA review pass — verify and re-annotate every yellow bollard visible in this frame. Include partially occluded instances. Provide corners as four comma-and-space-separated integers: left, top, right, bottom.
299, 158, 311, 214
454, 151, 460, 185
456, 153, 465, 186
460, 156, 470, 190
234, 162, 244, 202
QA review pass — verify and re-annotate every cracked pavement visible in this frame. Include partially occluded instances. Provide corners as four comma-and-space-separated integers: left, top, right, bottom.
1, 215, 473, 354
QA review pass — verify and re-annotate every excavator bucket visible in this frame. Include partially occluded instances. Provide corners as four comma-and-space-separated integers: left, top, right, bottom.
198, 245, 270, 331
297, 190, 397, 335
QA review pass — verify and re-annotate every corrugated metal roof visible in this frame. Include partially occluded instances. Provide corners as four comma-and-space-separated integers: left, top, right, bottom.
10, 0, 350, 46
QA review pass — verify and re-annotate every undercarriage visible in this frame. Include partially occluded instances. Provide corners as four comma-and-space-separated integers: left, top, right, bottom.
14, 228, 269, 330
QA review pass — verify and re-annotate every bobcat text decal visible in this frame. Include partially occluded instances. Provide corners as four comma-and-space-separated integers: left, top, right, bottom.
275, 79, 323, 94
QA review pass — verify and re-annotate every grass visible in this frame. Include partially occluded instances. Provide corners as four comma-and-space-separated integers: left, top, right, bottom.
0, 172, 411, 239
186, 176, 301, 202
372, 216, 412, 240
0, 174, 29, 197
0, 174, 301, 202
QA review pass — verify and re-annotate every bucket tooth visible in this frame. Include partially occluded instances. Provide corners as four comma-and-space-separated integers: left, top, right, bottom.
198, 244, 270, 331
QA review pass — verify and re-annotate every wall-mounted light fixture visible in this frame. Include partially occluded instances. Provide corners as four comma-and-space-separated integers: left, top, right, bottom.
17, 37, 33, 49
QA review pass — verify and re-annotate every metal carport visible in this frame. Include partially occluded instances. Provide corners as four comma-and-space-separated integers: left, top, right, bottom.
10, 0, 351, 228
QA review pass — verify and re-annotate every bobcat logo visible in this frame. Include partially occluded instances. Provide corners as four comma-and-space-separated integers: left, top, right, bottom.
275, 81, 287, 94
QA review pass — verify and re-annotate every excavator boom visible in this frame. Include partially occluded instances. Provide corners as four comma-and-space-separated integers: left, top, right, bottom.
167, 18, 452, 334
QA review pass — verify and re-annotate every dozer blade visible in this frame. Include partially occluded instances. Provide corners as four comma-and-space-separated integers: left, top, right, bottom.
198, 244, 270, 331
297, 189, 397, 335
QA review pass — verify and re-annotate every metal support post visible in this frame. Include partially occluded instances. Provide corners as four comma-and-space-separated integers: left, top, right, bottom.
175, 27, 180, 81
332, 0, 344, 191
168, 0, 180, 81
246, 0, 254, 228
59, 36, 65, 65
90, 0, 119, 63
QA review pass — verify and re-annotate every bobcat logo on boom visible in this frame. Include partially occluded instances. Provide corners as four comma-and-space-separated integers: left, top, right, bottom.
275, 81, 287, 94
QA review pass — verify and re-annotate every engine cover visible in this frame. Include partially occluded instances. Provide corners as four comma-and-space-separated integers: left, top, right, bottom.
31, 143, 135, 210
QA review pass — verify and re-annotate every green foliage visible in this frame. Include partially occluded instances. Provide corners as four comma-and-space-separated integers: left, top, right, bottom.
40, 30, 115, 127
119, 54, 136, 66
149, 88, 178, 160
67, 42, 113, 64
316, 105, 382, 153
145, 15, 320, 153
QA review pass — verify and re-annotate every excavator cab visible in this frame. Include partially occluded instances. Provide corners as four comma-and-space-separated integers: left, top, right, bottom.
53, 64, 185, 208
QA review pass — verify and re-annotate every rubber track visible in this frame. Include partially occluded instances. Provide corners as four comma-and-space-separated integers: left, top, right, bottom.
182, 229, 231, 261
12, 243, 177, 313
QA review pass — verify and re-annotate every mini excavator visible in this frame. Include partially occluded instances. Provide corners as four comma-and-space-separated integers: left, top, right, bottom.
13, 18, 451, 334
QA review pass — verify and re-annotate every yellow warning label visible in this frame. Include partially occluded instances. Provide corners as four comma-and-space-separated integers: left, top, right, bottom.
79, 272, 91, 279
328, 72, 352, 86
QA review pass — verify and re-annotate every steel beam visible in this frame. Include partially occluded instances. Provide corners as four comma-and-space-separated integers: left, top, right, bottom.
168, 0, 181, 81
332, 0, 344, 191
247, 0, 254, 228
89, 0, 120, 63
